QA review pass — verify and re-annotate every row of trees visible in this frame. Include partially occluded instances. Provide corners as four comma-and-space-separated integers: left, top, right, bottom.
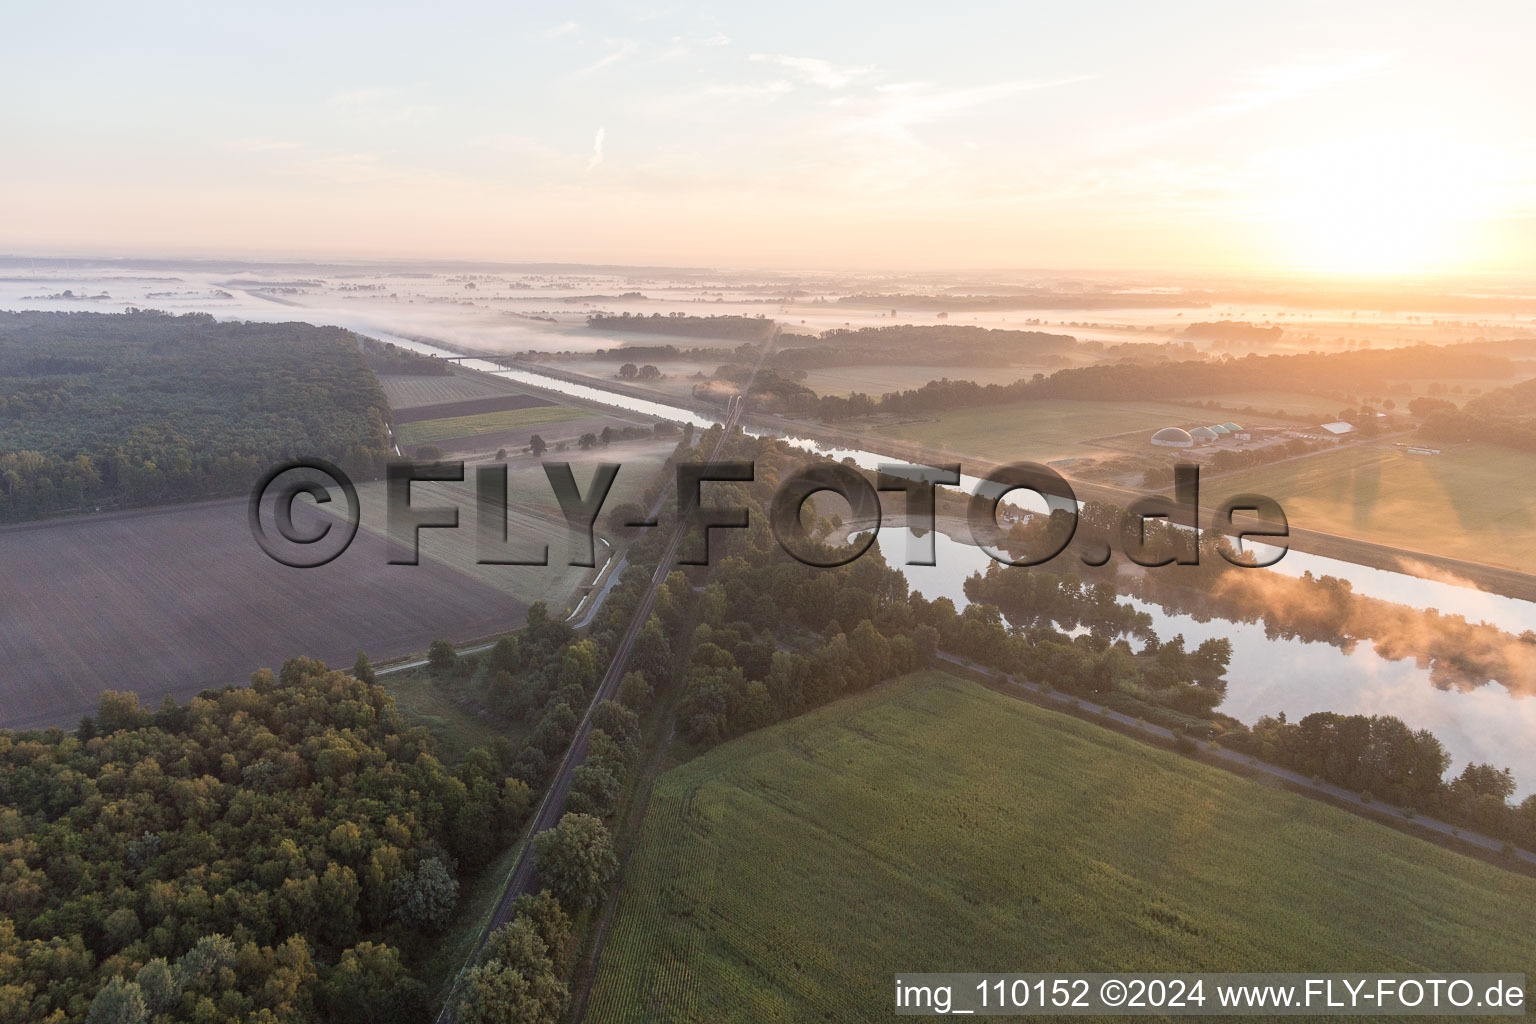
746, 342, 1515, 423
586, 313, 776, 342
1232, 712, 1536, 846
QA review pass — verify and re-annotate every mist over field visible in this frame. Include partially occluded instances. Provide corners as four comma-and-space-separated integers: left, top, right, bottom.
3, 3, 1536, 1022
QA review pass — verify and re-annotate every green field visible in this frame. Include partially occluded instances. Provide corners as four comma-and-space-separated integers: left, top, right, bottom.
1215, 442, 1536, 570
867, 398, 1221, 462
1182, 390, 1351, 419
584, 672, 1536, 1023
379, 663, 516, 764
395, 404, 593, 444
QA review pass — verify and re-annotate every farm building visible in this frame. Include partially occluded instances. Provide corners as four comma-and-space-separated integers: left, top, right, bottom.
1320, 421, 1355, 435
1189, 426, 1220, 443
1151, 426, 1194, 448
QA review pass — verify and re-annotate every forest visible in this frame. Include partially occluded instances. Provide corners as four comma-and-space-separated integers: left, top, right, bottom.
355, 337, 450, 377
0, 311, 394, 521
0, 660, 530, 1023
1416, 378, 1536, 452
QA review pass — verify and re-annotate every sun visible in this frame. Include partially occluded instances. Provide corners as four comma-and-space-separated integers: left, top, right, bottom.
1262, 136, 1496, 275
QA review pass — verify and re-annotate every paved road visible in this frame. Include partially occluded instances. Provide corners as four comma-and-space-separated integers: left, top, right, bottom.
432, 396, 744, 1021
937, 652, 1536, 867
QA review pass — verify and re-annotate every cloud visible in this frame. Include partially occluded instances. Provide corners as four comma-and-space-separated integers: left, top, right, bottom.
1127, 53, 1392, 142
225, 139, 301, 154
749, 54, 874, 89
545, 20, 579, 38
587, 127, 606, 171
576, 38, 639, 77
819, 75, 1098, 193
324, 87, 436, 123
326, 87, 394, 107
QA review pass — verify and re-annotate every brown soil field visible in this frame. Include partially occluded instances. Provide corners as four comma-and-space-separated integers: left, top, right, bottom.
0, 497, 524, 731
392, 392, 555, 423
378, 373, 516, 408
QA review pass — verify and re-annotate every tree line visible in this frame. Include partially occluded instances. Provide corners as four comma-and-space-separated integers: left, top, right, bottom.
735, 342, 1515, 422
1416, 378, 1536, 453
586, 314, 776, 342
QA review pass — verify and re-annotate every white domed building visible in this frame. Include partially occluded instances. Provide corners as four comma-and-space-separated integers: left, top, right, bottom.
1151, 426, 1194, 448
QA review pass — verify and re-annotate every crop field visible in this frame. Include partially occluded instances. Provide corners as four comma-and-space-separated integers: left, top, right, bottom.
0, 498, 521, 732
394, 405, 594, 445
866, 398, 1227, 463
379, 372, 521, 409
392, 393, 555, 424
584, 672, 1536, 1023
330, 442, 675, 610
1214, 442, 1536, 570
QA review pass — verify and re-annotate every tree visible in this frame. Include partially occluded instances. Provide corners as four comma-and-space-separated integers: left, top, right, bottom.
532, 813, 617, 909
458, 962, 565, 1024
529, 434, 548, 457
353, 650, 376, 685
509, 891, 573, 974
578, 433, 598, 450
633, 615, 672, 682
1458, 763, 1516, 801
391, 856, 459, 931
496, 447, 508, 460
638, 364, 661, 380
416, 444, 445, 460
323, 943, 427, 1024
592, 700, 640, 755
599, 426, 615, 445
427, 638, 457, 673
87, 977, 147, 1024
619, 669, 651, 710
568, 762, 621, 818
558, 640, 600, 693
134, 959, 179, 1016
487, 635, 521, 675
618, 362, 638, 379
459, 907, 570, 1024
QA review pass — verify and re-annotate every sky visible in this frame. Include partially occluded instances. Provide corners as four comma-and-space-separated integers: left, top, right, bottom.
3, 0, 1535, 274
